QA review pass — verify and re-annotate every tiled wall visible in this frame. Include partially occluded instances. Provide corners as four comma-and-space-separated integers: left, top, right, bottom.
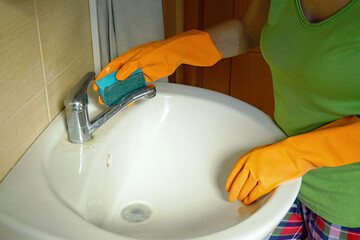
0, 0, 94, 181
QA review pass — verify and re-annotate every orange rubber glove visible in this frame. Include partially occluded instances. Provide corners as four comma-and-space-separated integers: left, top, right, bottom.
93, 29, 222, 91
226, 115, 360, 205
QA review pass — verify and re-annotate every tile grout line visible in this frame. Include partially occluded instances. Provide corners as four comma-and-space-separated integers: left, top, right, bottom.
33, 0, 52, 123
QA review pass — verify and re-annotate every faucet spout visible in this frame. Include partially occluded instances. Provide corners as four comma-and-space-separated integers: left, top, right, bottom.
64, 72, 156, 143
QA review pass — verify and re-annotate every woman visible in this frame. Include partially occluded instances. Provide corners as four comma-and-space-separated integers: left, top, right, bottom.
94, 0, 360, 238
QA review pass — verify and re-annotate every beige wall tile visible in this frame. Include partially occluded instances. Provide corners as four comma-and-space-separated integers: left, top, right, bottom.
35, 0, 64, 16
0, 0, 93, 181
36, 0, 92, 83
0, 0, 44, 124
47, 49, 94, 120
0, 0, 49, 181
0, 90, 49, 181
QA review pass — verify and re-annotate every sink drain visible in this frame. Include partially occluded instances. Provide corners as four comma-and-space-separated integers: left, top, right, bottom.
121, 203, 152, 223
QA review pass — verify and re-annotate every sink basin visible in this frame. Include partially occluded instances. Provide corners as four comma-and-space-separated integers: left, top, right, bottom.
0, 82, 301, 240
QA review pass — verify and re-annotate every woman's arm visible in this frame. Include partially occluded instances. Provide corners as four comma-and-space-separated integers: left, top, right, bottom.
206, 0, 270, 58
226, 115, 360, 204
93, 0, 271, 89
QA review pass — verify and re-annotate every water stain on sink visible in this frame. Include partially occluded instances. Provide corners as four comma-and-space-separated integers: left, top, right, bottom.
121, 203, 152, 223
106, 153, 111, 167
238, 201, 261, 218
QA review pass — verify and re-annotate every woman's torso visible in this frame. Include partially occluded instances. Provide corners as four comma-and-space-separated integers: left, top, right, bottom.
260, 0, 360, 227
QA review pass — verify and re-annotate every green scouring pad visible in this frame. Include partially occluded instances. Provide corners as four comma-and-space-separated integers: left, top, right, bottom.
95, 69, 147, 107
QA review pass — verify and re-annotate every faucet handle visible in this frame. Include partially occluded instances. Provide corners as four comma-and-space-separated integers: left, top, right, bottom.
64, 72, 95, 109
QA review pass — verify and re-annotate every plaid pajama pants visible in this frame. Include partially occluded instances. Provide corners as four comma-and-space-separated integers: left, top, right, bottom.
264, 199, 360, 240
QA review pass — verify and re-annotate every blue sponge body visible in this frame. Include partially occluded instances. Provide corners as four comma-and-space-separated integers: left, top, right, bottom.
95, 69, 146, 107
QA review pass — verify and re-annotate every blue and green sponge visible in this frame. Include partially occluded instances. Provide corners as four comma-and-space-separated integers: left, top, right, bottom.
95, 69, 147, 107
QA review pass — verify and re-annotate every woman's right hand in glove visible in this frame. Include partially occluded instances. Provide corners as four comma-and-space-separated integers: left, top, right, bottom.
93, 29, 222, 91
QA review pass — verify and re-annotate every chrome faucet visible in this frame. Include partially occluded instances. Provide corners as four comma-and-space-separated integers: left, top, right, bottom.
64, 72, 156, 143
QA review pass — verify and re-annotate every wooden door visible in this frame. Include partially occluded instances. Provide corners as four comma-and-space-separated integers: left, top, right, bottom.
163, 0, 274, 117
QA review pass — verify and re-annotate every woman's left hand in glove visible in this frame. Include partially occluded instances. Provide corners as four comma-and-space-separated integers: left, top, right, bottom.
226, 115, 360, 205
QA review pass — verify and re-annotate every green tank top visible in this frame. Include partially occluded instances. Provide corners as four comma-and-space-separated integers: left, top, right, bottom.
261, 0, 360, 227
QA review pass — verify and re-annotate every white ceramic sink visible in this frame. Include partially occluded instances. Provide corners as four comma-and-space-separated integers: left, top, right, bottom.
0, 82, 301, 240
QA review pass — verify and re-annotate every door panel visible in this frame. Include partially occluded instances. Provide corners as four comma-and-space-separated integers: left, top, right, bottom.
230, 53, 274, 117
